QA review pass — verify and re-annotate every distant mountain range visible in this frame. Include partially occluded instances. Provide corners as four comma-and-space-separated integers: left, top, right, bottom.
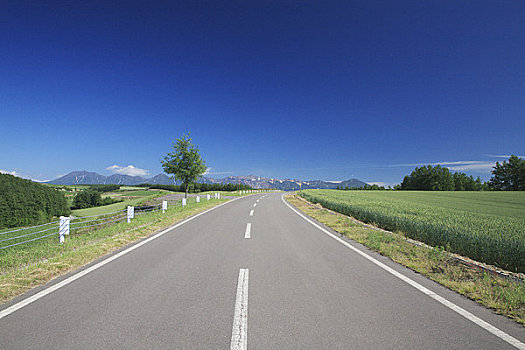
46, 171, 368, 190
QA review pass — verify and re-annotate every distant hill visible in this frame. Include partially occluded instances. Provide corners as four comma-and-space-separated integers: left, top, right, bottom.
47, 171, 160, 186
47, 171, 368, 190
340, 179, 369, 189
50, 171, 107, 185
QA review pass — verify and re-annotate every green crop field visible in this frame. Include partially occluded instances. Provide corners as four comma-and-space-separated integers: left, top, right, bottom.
299, 190, 525, 273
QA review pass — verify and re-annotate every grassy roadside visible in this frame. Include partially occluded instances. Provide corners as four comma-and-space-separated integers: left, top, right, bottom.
0, 198, 228, 305
285, 194, 525, 325
71, 190, 167, 217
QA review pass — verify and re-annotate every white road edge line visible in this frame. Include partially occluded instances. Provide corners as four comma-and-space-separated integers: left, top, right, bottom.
281, 194, 525, 350
231, 268, 249, 350
0, 197, 246, 321
245, 223, 251, 239
249, 210, 254, 216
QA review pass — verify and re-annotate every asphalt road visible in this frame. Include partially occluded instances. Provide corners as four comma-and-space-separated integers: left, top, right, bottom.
1, 192, 524, 349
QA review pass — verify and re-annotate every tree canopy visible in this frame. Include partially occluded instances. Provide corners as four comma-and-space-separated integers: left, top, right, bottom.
72, 189, 122, 209
0, 173, 70, 228
400, 165, 455, 190
161, 134, 207, 198
489, 155, 525, 191
400, 165, 486, 191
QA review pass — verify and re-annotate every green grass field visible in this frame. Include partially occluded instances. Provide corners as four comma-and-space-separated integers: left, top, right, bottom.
118, 186, 145, 191
110, 190, 158, 197
299, 190, 525, 272
71, 189, 165, 217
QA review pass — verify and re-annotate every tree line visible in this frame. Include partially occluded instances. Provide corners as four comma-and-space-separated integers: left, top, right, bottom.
71, 190, 122, 209
400, 155, 524, 191
400, 165, 486, 191
333, 155, 524, 191
88, 184, 120, 192
0, 173, 70, 229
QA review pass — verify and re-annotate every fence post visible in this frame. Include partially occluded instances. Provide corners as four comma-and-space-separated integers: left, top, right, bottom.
207, 194, 210, 201
59, 216, 70, 244
162, 200, 167, 213
218, 193, 221, 199
127, 206, 134, 223
196, 196, 200, 203
182, 198, 187, 207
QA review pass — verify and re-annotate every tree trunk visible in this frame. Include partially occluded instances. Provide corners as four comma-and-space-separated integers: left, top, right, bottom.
185, 183, 188, 198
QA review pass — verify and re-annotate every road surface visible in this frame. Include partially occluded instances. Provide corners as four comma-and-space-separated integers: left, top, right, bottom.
1, 192, 524, 349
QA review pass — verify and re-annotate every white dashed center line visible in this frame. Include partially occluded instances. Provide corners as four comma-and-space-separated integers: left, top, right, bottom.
231, 268, 249, 350
244, 223, 251, 239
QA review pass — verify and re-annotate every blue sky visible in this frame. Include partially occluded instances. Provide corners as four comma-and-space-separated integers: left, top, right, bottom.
1, 1, 524, 186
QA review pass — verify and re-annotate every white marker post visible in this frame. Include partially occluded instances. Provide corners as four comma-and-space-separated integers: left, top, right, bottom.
59, 216, 70, 244
207, 194, 211, 201
182, 198, 187, 207
196, 196, 200, 203
127, 206, 134, 223
162, 200, 167, 213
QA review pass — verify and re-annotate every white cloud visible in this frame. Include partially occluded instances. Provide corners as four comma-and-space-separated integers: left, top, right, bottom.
447, 162, 496, 172
390, 160, 486, 167
0, 169, 18, 176
484, 154, 525, 159
107, 165, 149, 177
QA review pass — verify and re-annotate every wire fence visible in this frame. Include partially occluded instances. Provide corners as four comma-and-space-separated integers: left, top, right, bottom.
0, 198, 189, 250
0, 221, 60, 250
0, 190, 266, 251
0, 209, 129, 250
0, 204, 169, 250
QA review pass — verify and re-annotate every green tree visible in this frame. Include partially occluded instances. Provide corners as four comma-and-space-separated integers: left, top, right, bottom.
161, 133, 207, 198
401, 165, 455, 191
489, 155, 525, 191
453, 172, 483, 191
73, 190, 102, 209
